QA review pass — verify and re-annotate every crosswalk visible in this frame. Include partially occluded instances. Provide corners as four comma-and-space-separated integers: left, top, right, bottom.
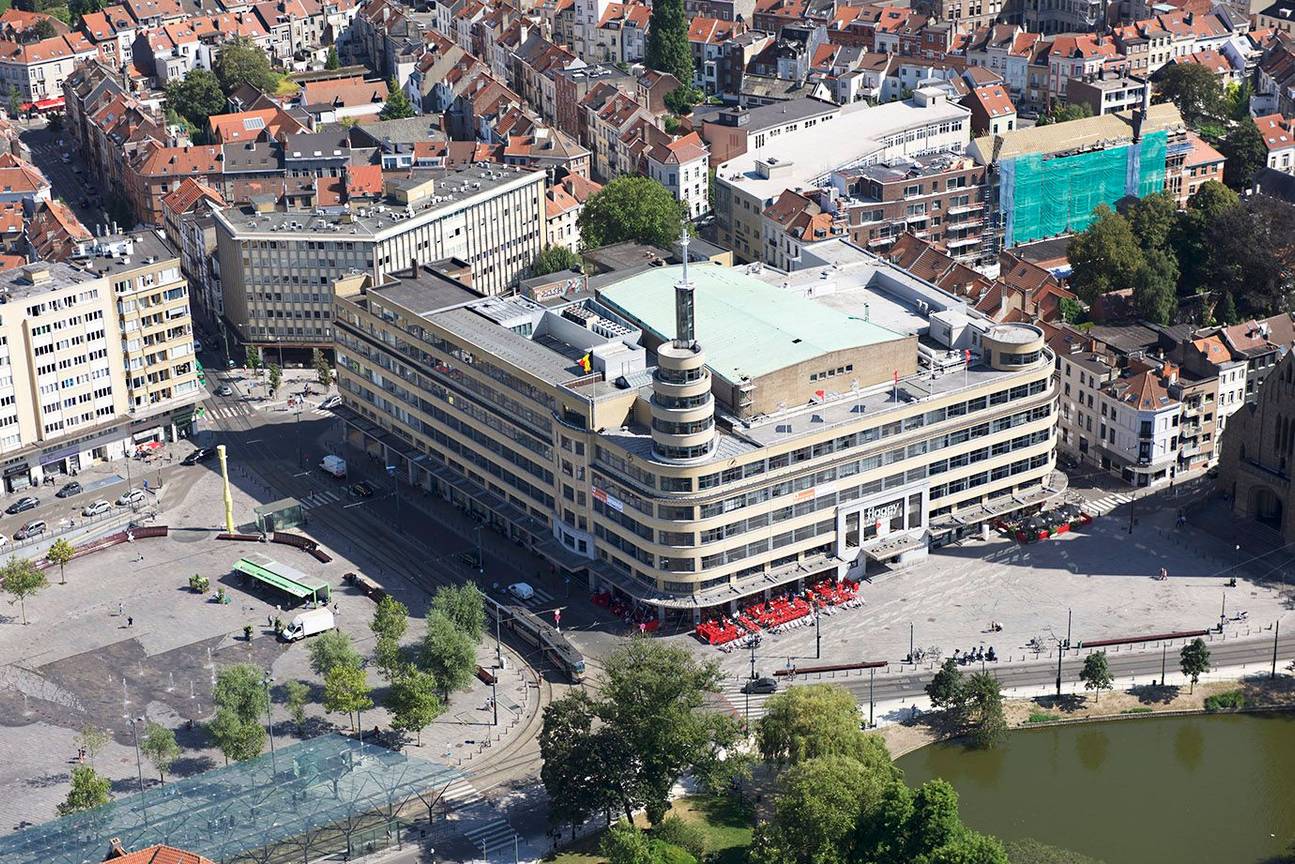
298, 490, 343, 510
202, 398, 336, 422
720, 678, 778, 723
1085, 492, 1133, 516
442, 778, 485, 811
445, 778, 520, 860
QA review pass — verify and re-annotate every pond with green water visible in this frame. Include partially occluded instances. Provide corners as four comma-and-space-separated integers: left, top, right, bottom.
896, 713, 1295, 864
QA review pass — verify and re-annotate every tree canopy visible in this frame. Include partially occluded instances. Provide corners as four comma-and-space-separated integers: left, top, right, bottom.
752, 755, 888, 864
214, 37, 279, 96
1220, 120, 1267, 191
1156, 63, 1221, 126
209, 664, 269, 763
419, 610, 477, 696
532, 244, 583, 276
379, 78, 416, 120
1180, 638, 1211, 692
140, 722, 181, 782
1036, 102, 1092, 126
645, 0, 692, 86
539, 640, 742, 829
1131, 248, 1179, 326
386, 667, 443, 745
2, 556, 47, 625
308, 628, 362, 677
431, 583, 485, 641
1066, 206, 1142, 305
757, 684, 898, 775
57, 765, 110, 816
579, 176, 688, 249
166, 69, 225, 134
1079, 651, 1114, 702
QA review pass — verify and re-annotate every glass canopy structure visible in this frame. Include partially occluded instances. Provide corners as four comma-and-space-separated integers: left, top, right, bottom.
0, 734, 460, 864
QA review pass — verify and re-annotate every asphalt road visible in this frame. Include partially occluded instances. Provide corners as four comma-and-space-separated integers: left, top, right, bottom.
19, 124, 110, 227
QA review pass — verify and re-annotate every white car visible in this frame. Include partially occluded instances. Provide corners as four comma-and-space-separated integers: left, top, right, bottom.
0, 533, 9, 548
82, 500, 110, 517
507, 582, 535, 601
116, 489, 145, 506
319, 395, 342, 410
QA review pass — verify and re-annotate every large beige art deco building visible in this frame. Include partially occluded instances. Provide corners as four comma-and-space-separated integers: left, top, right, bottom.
333, 238, 1059, 619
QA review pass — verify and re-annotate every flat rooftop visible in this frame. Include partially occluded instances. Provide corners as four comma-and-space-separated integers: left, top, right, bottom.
0, 261, 96, 300
370, 264, 482, 317
75, 229, 178, 278
216, 162, 540, 241
717, 96, 971, 203
597, 263, 905, 384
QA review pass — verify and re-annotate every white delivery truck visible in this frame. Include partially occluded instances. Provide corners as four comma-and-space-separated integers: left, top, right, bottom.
280, 607, 336, 641
319, 454, 347, 478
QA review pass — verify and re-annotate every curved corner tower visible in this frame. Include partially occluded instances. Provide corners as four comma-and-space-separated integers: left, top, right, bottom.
651, 231, 717, 463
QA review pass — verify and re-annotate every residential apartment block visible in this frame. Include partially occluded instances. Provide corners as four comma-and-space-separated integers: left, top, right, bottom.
0, 231, 199, 491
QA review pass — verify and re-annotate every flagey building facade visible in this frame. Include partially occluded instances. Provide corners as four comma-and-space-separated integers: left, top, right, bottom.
214, 163, 547, 351
332, 238, 1059, 620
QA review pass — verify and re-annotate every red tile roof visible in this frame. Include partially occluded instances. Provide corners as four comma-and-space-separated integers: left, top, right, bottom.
107, 844, 215, 864
1255, 113, 1295, 152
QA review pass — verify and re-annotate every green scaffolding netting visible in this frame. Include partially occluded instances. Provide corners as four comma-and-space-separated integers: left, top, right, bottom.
1003, 131, 1167, 247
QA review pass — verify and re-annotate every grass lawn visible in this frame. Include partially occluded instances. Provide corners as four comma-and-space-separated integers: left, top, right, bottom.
551, 794, 754, 864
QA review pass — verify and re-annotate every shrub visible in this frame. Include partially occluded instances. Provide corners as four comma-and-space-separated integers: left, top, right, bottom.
1121, 707, 1153, 715
1026, 711, 1060, 724
653, 815, 706, 861
1204, 690, 1245, 712
189, 574, 210, 593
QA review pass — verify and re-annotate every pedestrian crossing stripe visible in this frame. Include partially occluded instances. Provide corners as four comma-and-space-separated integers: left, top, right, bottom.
1085, 493, 1133, 515
442, 779, 484, 809
464, 819, 517, 852
298, 490, 341, 510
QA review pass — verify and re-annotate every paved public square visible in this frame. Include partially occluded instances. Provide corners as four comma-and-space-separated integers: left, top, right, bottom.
0, 457, 538, 834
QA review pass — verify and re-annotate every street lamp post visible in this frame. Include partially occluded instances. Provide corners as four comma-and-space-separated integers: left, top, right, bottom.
262, 672, 277, 775
491, 679, 498, 727
475, 525, 485, 575
815, 605, 821, 660
128, 716, 146, 795
1055, 638, 1063, 697
868, 666, 875, 728
1273, 620, 1281, 679
1066, 608, 1072, 649
387, 465, 402, 532
1161, 643, 1167, 687
294, 405, 304, 467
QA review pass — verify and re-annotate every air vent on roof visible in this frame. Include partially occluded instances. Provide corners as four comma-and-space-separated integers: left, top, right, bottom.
776, 423, 793, 433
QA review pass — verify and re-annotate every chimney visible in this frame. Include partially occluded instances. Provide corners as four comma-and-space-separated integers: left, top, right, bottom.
105, 838, 129, 860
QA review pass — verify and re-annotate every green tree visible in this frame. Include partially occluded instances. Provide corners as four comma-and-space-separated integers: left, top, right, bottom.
267, 363, 282, 398
1179, 638, 1211, 693
1131, 248, 1179, 325
1, 556, 47, 625
653, 816, 707, 862
963, 672, 1006, 749
371, 594, 409, 643
210, 667, 269, 763
925, 658, 967, 721
214, 37, 279, 95
325, 46, 340, 70
139, 722, 180, 783
386, 667, 443, 745
604, 822, 655, 864
284, 679, 310, 729
757, 684, 898, 775
1187, 179, 1240, 221
46, 538, 74, 586
75, 724, 109, 768
245, 345, 262, 375
307, 628, 362, 676
419, 610, 476, 696
1058, 297, 1083, 323
541, 690, 616, 838
1156, 63, 1221, 126
664, 85, 702, 117
312, 348, 332, 388
1035, 102, 1092, 126
1221, 80, 1253, 121
165, 68, 225, 131
56, 765, 110, 815
579, 175, 688, 249
431, 582, 485, 641
751, 755, 887, 864
532, 244, 582, 276
379, 78, 416, 120
1119, 191, 1177, 253
1220, 119, 1268, 191
593, 639, 742, 824
1066, 205, 1143, 305
323, 662, 373, 730
7, 86, 20, 120
28, 18, 58, 40
1216, 291, 1239, 325
1202, 195, 1295, 318
1079, 651, 1113, 702
645, 0, 692, 86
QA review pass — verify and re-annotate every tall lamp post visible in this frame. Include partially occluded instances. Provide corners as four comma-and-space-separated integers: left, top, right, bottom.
386, 464, 402, 532
262, 672, 277, 775
294, 403, 304, 467
127, 716, 146, 795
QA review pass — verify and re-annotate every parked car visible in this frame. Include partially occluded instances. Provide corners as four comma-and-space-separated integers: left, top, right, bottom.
0, 533, 9, 548
319, 395, 342, 410
507, 582, 535, 601
742, 676, 779, 694
6, 496, 38, 514
181, 447, 213, 466
349, 481, 375, 499
116, 489, 146, 506
55, 481, 82, 498
82, 500, 110, 517
215, 384, 233, 397
15, 520, 46, 541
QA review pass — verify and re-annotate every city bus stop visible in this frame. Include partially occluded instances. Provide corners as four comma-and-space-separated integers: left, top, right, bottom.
254, 497, 306, 533
233, 552, 331, 604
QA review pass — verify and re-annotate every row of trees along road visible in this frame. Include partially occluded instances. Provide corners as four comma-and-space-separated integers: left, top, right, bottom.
1067, 181, 1295, 326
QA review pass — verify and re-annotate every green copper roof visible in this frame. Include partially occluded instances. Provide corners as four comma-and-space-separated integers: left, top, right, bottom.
598, 263, 903, 383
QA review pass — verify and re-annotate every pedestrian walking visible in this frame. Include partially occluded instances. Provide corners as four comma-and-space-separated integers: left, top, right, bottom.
127, 616, 133, 627
118, 602, 124, 617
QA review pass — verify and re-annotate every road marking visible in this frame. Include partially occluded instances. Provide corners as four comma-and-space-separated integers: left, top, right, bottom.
342, 500, 369, 509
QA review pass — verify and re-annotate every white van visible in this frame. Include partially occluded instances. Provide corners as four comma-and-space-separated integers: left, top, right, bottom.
280, 607, 336, 641
319, 455, 347, 478
507, 582, 535, 601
